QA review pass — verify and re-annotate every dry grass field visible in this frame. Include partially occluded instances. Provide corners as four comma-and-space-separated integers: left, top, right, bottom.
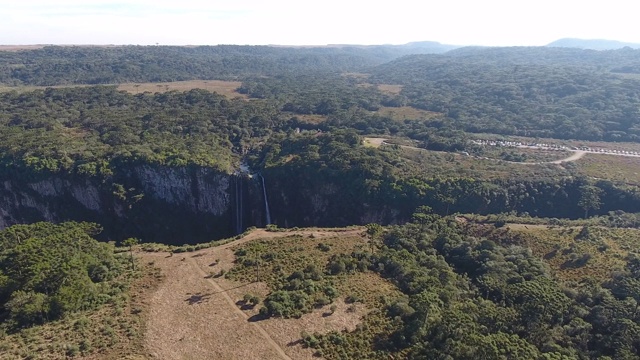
376, 84, 403, 95
0, 80, 247, 99
117, 80, 247, 98
375, 106, 442, 121
137, 227, 400, 360
576, 153, 640, 186
287, 114, 327, 125
0, 45, 46, 51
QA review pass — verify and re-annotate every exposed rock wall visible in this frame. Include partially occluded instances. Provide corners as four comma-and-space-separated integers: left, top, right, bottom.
0, 165, 235, 243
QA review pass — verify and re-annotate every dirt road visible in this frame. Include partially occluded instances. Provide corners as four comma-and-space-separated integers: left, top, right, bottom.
364, 137, 589, 165
549, 150, 586, 164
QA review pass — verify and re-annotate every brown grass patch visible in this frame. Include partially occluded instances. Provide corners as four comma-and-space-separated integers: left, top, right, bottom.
375, 106, 442, 121
363, 137, 386, 148
287, 114, 327, 125
0, 45, 46, 51
138, 227, 373, 360
509, 226, 640, 282
577, 153, 640, 186
117, 80, 247, 98
341, 73, 370, 80
376, 84, 403, 95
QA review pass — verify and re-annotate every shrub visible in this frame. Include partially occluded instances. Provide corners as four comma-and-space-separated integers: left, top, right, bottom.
345, 295, 362, 304
65, 344, 80, 357
314, 295, 331, 307
317, 243, 331, 252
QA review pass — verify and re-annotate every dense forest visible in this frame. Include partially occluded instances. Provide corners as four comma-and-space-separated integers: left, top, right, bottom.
301, 214, 640, 359
370, 50, 640, 141
0, 43, 457, 86
0, 222, 127, 329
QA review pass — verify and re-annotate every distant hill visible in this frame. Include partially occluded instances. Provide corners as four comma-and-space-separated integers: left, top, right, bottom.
0, 42, 463, 86
323, 40, 459, 52
547, 38, 640, 50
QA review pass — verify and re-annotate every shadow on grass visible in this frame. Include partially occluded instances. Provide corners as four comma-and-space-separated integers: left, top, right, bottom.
185, 292, 212, 305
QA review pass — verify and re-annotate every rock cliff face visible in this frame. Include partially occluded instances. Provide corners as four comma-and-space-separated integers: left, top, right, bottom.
0, 165, 236, 244
264, 177, 406, 229
132, 166, 230, 216
0, 164, 409, 244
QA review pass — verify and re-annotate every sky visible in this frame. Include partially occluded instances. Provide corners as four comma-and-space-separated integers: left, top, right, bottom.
1, 0, 638, 46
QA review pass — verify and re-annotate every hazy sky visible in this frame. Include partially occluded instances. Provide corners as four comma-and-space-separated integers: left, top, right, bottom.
1, 0, 638, 46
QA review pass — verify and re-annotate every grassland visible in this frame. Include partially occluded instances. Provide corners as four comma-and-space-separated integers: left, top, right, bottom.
374, 106, 442, 121
474, 146, 573, 163
576, 153, 640, 186
6, 223, 639, 359
117, 80, 247, 98
0, 80, 248, 99
508, 225, 640, 282
136, 227, 401, 360
288, 114, 328, 125
375, 84, 403, 95
0, 45, 46, 51
366, 135, 640, 185
396, 144, 571, 181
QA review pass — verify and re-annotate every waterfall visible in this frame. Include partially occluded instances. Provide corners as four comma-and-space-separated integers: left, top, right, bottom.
260, 174, 272, 225
234, 175, 243, 234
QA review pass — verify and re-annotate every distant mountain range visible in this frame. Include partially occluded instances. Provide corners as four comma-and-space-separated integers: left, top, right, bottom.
285, 38, 640, 53
547, 38, 640, 50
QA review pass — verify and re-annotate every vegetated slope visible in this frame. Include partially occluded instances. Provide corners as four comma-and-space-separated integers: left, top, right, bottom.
290, 214, 640, 359
0, 222, 151, 359
140, 217, 640, 359
370, 47, 640, 141
0, 43, 458, 86
0, 83, 638, 241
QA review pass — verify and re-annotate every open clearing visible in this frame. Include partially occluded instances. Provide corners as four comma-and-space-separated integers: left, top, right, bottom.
138, 227, 385, 360
508, 225, 640, 282
0, 45, 46, 51
0, 80, 247, 99
375, 106, 442, 121
117, 80, 247, 98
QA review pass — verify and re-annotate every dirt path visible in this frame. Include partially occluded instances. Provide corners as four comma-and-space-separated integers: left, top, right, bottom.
142, 251, 285, 359
141, 227, 363, 360
185, 257, 292, 360
549, 150, 586, 164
